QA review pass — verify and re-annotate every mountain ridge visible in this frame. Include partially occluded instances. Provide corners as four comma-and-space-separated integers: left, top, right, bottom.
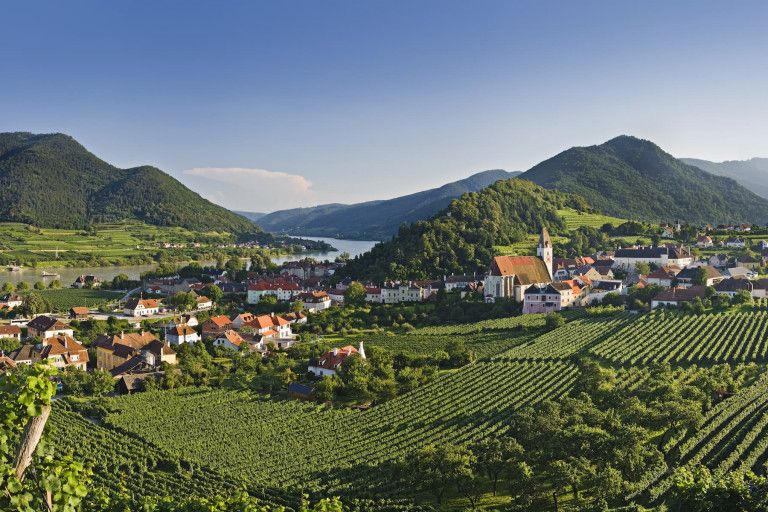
518, 135, 768, 225
0, 132, 257, 234
681, 157, 768, 200
256, 169, 520, 240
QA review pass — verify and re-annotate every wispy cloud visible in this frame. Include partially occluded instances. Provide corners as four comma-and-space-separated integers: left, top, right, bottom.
180, 167, 318, 212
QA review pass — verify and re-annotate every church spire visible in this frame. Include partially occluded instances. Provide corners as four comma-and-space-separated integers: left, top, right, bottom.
537, 227, 554, 280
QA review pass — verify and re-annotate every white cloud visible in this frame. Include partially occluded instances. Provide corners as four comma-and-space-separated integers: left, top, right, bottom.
180, 167, 318, 212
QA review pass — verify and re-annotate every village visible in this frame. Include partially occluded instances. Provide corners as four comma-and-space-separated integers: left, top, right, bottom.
1, 220, 768, 400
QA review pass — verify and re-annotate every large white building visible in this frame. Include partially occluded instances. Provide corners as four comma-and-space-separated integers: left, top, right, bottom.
612, 246, 693, 271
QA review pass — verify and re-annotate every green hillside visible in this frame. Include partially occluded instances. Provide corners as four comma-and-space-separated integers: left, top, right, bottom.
0, 132, 257, 234
338, 179, 590, 281
256, 169, 520, 240
519, 135, 768, 225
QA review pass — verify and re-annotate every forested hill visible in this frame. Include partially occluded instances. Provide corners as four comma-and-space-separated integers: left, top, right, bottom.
682, 157, 768, 200
256, 169, 520, 240
518, 135, 768, 225
338, 179, 588, 282
0, 132, 257, 234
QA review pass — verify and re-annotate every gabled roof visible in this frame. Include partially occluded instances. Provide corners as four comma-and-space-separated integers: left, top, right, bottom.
206, 315, 232, 328
489, 256, 551, 285
217, 329, 244, 348
676, 265, 723, 281
27, 315, 70, 333
70, 307, 89, 315
124, 298, 160, 310
714, 278, 752, 293
653, 285, 708, 303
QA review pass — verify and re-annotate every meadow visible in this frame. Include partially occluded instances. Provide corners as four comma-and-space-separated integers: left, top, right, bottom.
35, 288, 123, 311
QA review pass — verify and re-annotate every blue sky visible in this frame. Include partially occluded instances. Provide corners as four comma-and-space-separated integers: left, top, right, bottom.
2, 1, 767, 212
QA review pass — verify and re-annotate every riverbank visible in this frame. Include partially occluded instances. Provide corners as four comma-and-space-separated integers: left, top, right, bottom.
0, 236, 378, 286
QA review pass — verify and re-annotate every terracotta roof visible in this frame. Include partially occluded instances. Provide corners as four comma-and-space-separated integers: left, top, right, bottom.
70, 307, 89, 315
0, 353, 17, 371
196, 295, 211, 304
172, 324, 197, 336
206, 315, 232, 327
313, 345, 359, 370
0, 325, 21, 336
124, 298, 161, 310
489, 256, 551, 285
218, 329, 244, 347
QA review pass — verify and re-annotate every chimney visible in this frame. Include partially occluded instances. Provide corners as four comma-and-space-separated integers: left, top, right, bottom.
120, 331, 124, 340
358, 341, 366, 359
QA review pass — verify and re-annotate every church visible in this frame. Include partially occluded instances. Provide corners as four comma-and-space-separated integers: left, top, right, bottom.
483, 228, 554, 302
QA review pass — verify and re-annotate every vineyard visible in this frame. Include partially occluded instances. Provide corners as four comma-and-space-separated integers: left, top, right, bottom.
35, 288, 122, 311
53, 306, 768, 508
643, 372, 768, 502
102, 360, 578, 497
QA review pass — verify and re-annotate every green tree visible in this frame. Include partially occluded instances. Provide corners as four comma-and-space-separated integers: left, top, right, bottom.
545, 312, 565, 331
89, 369, 116, 396
33, 280, 46, 290
202, 284, 224, 304
169, 291, 197, 312
314, 375, 341, 402
402, 444, 475, 505
634, 261, 651, 275
2, 282, 14, 293
16, 281, 30, 292
344, 281, 367, 307
20, 293, 53, 316
48, 279, 61, 289
471, 436, 524, 495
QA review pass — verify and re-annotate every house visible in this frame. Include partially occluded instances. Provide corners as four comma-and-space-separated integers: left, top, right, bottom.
283, 311, 307, 324
571, 265, 603, 283
612, 245, 694, 271
231, 312, 256, 329
93, 331, 176, 371
123, 298, 161, 317
246, 280, 302, 304
164, 321, 200, 345
484, 229, 554, 303
675, 265, 724, 288
645, 266, 681, 287
201, 315, 232, 340
195, 295, 213, 311
444, 274, 478, 292
27, 315, 74, 340
296, 291, 332, 312
0, 324, 22, 341
708, 254, 731, 268
308, 342, 365, 377
736, 255, 762, 271
365, 287, 383, 303
381, 283, 423, 303
116, 372, 163, 394
660, 226, 676, 239
327, 288, 345, 303
69, 307, 90, 320
522, 280, 583, 314
178, 314, 198, 327
72, 275, 101, 288
714, 278, 753, 298
725, 238, 746, 249
245, 314, 293, 339
212, 329, 247, 351
9, 335, 88, 371
586, 280, 625, 304
651, 286, 708, 309
0, 293, 24, 310
696, 236, 714, 248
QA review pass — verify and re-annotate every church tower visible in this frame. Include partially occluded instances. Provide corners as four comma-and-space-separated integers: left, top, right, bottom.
537, 227, 553, 280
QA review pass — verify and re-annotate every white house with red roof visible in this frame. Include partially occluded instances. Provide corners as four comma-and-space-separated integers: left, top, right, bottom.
247, 279, 303, 304
124, 297, 161, 317
308, 342, 365, 377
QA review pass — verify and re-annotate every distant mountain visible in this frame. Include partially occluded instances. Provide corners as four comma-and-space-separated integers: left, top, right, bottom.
0, 132, 257, 234
338, 179, 587, 281
235, 211, 267, 222
257, 169, 520, 240
682, 157, 768, 200
518, 136, 768, 225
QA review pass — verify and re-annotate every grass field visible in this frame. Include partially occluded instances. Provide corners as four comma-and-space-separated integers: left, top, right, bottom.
34, 288, 123, 311
0, 221, 235, 266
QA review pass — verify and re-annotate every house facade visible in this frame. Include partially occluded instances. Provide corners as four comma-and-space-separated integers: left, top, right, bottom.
124, 298, 161, 317
27, 316, 74, 340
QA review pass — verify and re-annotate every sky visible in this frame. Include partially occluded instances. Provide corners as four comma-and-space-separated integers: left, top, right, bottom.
1, 0, 767, 213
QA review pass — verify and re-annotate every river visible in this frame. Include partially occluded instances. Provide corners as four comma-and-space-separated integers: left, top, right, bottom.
0, 236, 379, 286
